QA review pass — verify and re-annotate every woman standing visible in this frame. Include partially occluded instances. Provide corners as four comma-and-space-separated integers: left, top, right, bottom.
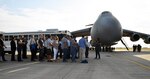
52, 36, 59, 61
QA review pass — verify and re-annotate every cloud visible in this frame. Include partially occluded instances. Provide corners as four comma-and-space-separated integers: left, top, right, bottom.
0, 8, 68, 32
0, 6, 95, 32
1, 0, 150, 33
0, 0, 150, 47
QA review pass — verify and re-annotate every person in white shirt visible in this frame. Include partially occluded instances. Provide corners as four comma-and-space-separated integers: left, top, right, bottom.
52, 36, 59, 61
45, 35, 53, 62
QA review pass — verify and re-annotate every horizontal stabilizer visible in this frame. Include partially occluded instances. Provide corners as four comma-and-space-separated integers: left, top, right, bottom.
86, 24, 94, 26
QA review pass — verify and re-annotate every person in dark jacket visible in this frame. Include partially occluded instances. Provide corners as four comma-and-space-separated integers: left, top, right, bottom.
85, 36, 90, 58
29, 35, 36, 61
94, 39, 101, 59
38, 34, 45, 61
133, 44, 136, 52
10, 36, 16, 61
22, 36, 28, 59
17, 35, 24, 61
137, 44, 142, 52
0, 34, 7, 61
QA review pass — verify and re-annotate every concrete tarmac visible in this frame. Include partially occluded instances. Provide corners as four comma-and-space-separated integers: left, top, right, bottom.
0, 51, 150, 79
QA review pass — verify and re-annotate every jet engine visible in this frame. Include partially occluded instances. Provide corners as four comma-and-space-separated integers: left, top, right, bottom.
144, 36, 150, 44
90, 40, 96, 46
130, 33, 140, 41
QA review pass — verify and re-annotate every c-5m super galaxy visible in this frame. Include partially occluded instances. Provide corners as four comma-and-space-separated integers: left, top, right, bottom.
71, 11, 150, 51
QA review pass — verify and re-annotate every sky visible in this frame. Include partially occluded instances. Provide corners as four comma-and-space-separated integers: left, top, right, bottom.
0, 0, 150, 48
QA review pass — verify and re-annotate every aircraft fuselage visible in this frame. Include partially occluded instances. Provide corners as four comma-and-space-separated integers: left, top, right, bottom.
91, 11, 123, 45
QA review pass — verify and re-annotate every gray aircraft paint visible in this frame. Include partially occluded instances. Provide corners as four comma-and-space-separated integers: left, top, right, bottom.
71, 11, 150, 47
91, 11, 123, 45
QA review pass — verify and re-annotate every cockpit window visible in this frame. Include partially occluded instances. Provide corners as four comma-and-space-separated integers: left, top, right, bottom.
102, 11, 110, 15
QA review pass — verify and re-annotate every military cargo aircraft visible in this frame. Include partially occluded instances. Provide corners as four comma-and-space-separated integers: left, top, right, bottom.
71, 11, 150, 50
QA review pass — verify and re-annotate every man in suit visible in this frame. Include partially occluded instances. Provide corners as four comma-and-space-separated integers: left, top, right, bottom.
22, 36, 28, 59
10, 36, 16, 61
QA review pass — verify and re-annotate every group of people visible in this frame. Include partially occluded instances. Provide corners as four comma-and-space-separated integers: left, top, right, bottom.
0, 34, 29, 62
133, 44, 142, 52
37, 34, 59, 62
59, 35, 90, 63
1, 34, 100, 63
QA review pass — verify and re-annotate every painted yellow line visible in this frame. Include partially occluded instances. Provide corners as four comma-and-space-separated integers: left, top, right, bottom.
126, 59, 150, 70
134, 54, 150, 61
112, 54, 150, 70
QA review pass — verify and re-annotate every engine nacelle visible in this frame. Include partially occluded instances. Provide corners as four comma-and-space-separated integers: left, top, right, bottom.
144, 36, 150, 44
90, 40, 96, 46
130, 33, 140, 41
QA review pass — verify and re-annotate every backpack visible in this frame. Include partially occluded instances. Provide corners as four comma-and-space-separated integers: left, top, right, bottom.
80, 60, 88, 63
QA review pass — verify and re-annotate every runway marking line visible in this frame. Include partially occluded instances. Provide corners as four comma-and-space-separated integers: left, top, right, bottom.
111, 54, 150, 70
134, 54, 150, 61
127, 59, 150, 70
0, 62, 39, 72
7, 67, 30, 74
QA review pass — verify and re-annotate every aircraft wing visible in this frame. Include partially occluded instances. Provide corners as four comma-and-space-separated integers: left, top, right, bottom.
123, 29, 150, 44
71, 27, 91, 37
71, 28, 150, 44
